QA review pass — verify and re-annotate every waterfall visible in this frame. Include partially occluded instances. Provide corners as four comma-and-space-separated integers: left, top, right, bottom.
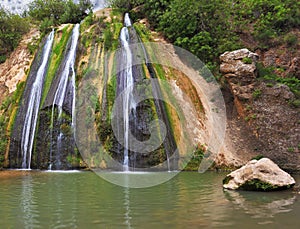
49, 24, 80, 170
120, 14, 135, 171
52, 24, 80, 119
124, 13, 132, 27
21, 30, 54, 169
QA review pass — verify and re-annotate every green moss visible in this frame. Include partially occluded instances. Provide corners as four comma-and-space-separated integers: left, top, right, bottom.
41, 25, 74, 106
251, 155, 265, 160
240, 179, 279, 191
0, 79, 27, 167
223, 175, 234, 185
106, 77, 117, 117
7, 81, 26, 134
242, 57, 252, 64
133, 23, 151, 42
80, 13, 96, 33
103, 22, 123, 51
184, 146, 205, 171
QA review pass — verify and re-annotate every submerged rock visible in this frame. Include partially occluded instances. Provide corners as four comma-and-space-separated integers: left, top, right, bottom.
223, 158, 295, 191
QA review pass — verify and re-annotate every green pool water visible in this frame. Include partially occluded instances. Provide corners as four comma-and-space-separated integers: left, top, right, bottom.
0, 171, 299, 228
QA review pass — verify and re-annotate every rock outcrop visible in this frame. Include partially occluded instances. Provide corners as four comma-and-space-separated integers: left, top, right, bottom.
220, 48, 259, 100
219, 48, 300, 172
215, 49, 264, 169
223, 158, 296, 191
0, 29, 40, 103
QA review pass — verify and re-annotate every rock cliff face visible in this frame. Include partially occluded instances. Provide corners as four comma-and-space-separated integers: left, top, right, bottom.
0, 29, 40, 104
220, 49, 300, 172
220, 49, 259, 101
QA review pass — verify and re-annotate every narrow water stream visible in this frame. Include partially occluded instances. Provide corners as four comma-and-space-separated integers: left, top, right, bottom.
119, 14, 135, 171
49, 24, 80, 170
21, 31, 54, 169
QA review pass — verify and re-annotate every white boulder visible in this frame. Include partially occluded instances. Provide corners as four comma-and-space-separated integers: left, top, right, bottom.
223, 158, 296, 191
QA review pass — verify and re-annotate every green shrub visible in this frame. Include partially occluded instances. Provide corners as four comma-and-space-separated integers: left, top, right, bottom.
0, 55, 7, 64
0, 8, 30, 63
242, 57, 252, 64
284, 33, 298, 47
290, 99, 300, 108
28, 0, 93, 29
251, 155, 264, 160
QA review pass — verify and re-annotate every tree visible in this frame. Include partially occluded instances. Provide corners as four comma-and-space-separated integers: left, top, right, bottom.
108, 0, 145, 10
28, 0, 93, 32
0, 8, 30, 63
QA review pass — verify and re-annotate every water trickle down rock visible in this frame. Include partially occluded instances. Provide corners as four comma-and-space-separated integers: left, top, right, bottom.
9, 31, 54, 169
111, 13, 177, 171
35, 24, 81, 170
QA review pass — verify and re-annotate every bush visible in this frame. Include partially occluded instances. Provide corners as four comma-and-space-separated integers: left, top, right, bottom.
0, 8, 30, 63
291, 99, 300, 108
108, 0, 145, 11
251, 155, 264, 160
28, 0, 93, 32
284, 33, 298, 47
242, 57, 253, 64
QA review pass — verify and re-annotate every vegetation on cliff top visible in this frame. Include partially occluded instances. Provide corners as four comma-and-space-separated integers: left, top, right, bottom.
0, 0, 92, 64
0, 8, 30, 63
110, 0, 300, 103
28, 0, 93, 33
110, 0, 299, 66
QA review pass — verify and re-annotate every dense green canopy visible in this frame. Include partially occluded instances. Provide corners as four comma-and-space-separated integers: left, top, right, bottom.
28, 0, 93, 32
110, 0, 300, 63
0, 8, 30, 63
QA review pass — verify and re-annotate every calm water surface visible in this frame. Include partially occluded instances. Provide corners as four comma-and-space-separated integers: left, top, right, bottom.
0, 171, 299, 228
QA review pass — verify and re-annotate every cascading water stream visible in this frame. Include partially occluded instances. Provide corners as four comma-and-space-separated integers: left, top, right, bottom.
52, 24, 80, 119
21, 30, 54, 169
124, 13, 132, 27
120, 14, 135, 171
49, 24, 80, 170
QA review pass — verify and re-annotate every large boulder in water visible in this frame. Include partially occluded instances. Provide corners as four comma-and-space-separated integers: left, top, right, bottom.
223, 158, 295, 191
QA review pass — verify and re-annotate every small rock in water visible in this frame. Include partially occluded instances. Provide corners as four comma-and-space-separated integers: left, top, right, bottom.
223, 158, 295, 191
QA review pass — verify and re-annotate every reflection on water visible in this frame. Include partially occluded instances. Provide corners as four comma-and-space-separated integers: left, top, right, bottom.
224, 189, 296, 219
124, 188, 132, 229
0, 171, 299, 228
21, 175, 38, 229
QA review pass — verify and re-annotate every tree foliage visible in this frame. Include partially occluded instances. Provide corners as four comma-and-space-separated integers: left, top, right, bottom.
28, 0, 93, 32
108, 0, 145, 10
0, 8, 30, 63
110, 0, 300, 63
145, 0, 241, 63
